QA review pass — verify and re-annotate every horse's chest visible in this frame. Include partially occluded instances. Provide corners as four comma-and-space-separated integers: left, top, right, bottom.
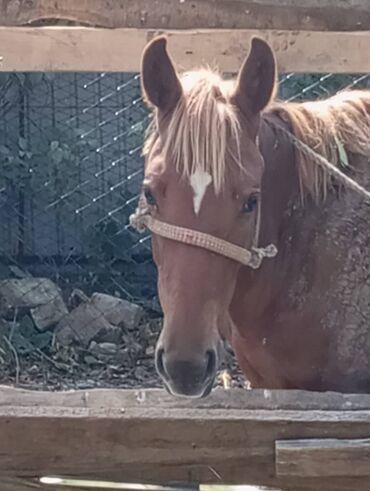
231, 304, 327, 389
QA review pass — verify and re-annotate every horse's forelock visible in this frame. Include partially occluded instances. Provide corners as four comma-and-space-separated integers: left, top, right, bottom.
144, 68, 244, 193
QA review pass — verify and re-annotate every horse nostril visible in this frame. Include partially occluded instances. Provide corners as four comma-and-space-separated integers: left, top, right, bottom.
205, 349, 216, 379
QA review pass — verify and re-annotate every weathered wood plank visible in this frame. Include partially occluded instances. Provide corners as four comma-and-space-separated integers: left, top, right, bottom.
2, 385, 370, 411
2, 386, 370, 489
0, 0, 369, 31
2, 472, 370, 491
40, 478, 199, 491
36, 469, 370, 491
1, 392, 370, 489
1, 476, 199, 491
276, 438, 370, 477
0, 476, 79, 491
0, 28, 369, 73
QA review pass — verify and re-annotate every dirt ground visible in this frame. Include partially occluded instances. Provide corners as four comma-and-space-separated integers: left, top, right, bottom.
0, 315, 246, 392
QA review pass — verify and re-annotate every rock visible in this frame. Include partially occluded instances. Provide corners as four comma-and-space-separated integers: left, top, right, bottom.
134, 366, 149, 380
117, 348, 131, 364
0, 278, 67, 330
94, 324, 122, 344
122, 335, 144, 358
91, 342, 118, 355
91, 293, 144, 329
0, 278, 60, 309
145, 345, 155, 356
68, 288, 89, 309
140, 320, 161, 348
84, 355, 99, 365
89, 341, 131, 364
55, 302, 113, 347
28, 364, 39, 375
76, 380, 96, 389
31, 295, 68, 331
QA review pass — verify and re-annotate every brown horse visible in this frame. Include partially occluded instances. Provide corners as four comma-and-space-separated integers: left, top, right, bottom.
132, 35, 370, 398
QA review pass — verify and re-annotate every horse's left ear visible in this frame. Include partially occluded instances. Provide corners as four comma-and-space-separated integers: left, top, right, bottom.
232, 37, 276, 115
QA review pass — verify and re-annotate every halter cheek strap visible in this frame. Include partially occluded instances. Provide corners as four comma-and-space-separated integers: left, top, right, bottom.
129, 202, 278, 269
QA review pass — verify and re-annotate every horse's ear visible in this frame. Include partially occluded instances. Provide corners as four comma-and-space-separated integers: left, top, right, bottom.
232, 37, 276, 115
141, 36, 182, 113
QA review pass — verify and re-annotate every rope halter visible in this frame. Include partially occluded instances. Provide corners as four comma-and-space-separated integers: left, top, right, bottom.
129, 203, 278, 270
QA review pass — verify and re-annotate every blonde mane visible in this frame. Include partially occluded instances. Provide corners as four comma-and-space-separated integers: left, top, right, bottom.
273, 90, 370, 201
143, 69, 241, 193
144, 67, 370, 202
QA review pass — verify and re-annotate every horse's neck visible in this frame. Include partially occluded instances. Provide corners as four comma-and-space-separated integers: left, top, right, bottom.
230, 114, 300, 321
257, 113, 300, 248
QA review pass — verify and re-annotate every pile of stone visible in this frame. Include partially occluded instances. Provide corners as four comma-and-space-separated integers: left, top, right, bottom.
0, 277, 155, 367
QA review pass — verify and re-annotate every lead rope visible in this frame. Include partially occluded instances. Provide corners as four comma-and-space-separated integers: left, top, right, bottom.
270, 120, 370, 204
252, 198, 262, 249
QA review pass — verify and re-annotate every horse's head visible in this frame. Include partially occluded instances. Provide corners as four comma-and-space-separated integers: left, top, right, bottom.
138, 36, 276, 397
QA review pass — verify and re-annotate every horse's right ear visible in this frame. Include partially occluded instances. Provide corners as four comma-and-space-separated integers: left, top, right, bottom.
231, 37, 276, 116
141, 36, 182, 113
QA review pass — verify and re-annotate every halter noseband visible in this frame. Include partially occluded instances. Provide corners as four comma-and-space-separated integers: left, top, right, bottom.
129, 200, 278, 269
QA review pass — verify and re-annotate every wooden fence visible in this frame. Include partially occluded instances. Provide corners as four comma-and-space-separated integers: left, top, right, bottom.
0, 0, 369, 73
2, 386, 370, 491
1, 1, 370, 490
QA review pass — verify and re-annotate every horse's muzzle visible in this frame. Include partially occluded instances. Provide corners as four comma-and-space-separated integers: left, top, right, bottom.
155, 347, 217, 398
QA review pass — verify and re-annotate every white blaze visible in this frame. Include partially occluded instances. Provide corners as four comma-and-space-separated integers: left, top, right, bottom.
190, 169, 212, 215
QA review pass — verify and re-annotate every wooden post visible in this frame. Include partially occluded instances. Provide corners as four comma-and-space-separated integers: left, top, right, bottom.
0, 0, 369, 31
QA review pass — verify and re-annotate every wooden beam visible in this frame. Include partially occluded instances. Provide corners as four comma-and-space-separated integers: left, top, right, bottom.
0, 476, 80, 491
0, 0, 369, 32
2, 387, 370, 490
0, 476, 198, 491
276, 438, 370, 477
0, 27, 369, 74
3, 385, 370, 411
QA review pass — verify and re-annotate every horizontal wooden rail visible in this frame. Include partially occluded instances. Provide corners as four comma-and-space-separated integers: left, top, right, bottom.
276, 438, 370, 477
3, 385, 370, 410
2, 386, 370, 490
1, 0, 369, 32
1, 476, 81, 491
0, 28, 369, 73
0, 476, 199, 491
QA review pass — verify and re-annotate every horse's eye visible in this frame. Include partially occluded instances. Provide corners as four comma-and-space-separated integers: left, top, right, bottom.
144, 187, 156, 206
242, 194, 259, 213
